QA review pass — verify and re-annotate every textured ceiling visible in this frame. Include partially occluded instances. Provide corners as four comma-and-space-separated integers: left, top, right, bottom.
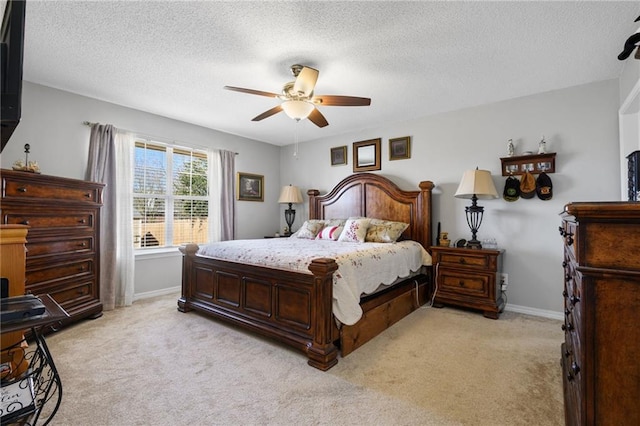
14, 1, 640, 146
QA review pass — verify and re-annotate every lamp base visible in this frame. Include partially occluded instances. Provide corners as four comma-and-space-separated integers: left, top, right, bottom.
466, 239, 482, 249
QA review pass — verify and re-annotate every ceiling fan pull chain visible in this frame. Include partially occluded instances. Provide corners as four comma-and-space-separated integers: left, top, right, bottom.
293, 121, 300, 159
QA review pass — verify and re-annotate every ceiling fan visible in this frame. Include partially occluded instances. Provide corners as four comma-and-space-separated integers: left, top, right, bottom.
224, 64, 371, 128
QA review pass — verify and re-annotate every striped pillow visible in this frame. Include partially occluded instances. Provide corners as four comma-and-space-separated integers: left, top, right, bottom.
315, 225, 344, 241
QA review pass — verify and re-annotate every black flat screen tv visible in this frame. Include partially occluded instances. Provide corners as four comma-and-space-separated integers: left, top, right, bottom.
1, 0, 26, 153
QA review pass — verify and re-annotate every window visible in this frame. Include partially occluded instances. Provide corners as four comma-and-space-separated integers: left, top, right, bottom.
133, 140, 209, 249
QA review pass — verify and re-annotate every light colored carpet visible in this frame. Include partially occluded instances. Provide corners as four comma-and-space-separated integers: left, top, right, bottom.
45, 293, 563, 425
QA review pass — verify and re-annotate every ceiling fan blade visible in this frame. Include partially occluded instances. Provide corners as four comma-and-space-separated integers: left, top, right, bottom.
313, 95, 371, 106
307, 108, 329, 128
252, 105, 283, 121
293, 66, 319, 97
224, 86, 280, 98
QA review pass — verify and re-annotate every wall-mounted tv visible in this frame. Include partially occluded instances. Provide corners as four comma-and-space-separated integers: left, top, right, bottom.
1, 0, 26, 153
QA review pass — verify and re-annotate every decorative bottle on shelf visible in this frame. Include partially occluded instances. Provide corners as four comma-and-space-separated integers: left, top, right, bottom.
538, 136, 547, 154
507, 139, 515, 157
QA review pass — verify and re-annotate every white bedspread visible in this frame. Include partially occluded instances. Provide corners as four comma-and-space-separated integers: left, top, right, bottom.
196, 238, 431, 325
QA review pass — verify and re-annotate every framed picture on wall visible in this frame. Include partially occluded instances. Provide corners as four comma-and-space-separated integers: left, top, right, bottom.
237, 172, 264, 201
389, 136, 411, 160
353, 138, 381, 172
330, 146, 347, 166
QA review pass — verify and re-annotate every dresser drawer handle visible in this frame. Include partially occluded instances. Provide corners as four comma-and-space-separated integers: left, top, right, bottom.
17, 186, 27, 193
79, 265, 86, 271
571, 362, 580, 376
20, 220, 30, 225
78, 242, 87, 247
458, 258, 466, 264
458, 280, 465, 287
561, 322, 574, 331
84, 192, 92, 198
77, 289, 86, 295
78, 219, 87, 224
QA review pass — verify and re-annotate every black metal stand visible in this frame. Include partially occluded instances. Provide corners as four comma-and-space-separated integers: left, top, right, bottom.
1, 295, 68, 425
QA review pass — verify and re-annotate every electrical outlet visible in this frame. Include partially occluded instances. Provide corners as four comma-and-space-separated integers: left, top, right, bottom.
500, 273, 508, 291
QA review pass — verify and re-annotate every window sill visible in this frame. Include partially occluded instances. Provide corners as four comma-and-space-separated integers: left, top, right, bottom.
134, 247, 182, 260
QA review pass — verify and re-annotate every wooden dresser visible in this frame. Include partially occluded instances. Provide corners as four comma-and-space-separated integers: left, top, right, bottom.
559, 202, 640, 426
431, 246, 504, 319
1, 169, 105, 325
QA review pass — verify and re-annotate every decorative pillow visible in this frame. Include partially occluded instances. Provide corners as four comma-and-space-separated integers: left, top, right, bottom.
337, 218, 370, 243
291, 220, 325, 239
365, 219, 409, 243
324, 218, 347, 227
315, 225, 344, 241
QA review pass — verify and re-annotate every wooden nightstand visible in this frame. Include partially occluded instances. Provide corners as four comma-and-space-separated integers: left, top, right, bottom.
430, 246, 504, 319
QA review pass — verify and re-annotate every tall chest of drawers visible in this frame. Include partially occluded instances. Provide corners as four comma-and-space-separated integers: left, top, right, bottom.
559, 202, 640, 426
1, 169, 104, 324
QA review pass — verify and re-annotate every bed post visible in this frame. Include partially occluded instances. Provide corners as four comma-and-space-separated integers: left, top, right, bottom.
177, 243, 199, 312
307, 257, 339, 370
419, 181, 435, 250
308, 189, 320, 219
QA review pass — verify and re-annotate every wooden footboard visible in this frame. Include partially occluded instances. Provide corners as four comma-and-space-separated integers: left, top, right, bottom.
178, 243, 340, 370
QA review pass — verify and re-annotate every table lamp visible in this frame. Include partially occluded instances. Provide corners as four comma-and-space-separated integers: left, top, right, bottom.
454, 168, 499, 249
278, 185, 303, 235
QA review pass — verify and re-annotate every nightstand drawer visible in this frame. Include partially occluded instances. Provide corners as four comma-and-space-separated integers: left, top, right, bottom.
435, 251, 494, 270
438, 269, 490, 298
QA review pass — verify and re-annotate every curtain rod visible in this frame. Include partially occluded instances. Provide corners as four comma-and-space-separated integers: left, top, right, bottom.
82, 121, 238, 155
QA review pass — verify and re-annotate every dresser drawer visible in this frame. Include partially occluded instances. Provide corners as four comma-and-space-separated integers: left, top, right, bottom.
437, 269, 490, 298
33, 279, 97, 310
2, 210, 96, 232
26, 257, 94, 287
26, 236, 95, 260
2, 174, 101, 204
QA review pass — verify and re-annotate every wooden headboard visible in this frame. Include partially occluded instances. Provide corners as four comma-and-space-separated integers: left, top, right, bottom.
307, 173, 434, 250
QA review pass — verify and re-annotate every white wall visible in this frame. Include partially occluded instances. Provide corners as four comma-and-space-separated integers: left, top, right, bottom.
1, 80, 623, 314
619, 58, 640, 199
280, 80, 621, 317
1, 82, 282, 297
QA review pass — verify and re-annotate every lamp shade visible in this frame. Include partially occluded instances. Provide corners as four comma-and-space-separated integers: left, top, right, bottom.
281, 100, 315, 121
454, 169, 499, 200
278, 185, 303, 204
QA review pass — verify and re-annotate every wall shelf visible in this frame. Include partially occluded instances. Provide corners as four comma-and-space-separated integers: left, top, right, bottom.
499, 152, 556, 176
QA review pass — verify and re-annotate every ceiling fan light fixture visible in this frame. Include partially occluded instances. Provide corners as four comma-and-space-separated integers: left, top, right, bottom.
281, 100, 315, 121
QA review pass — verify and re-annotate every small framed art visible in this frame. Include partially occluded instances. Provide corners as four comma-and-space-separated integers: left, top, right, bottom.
389, 136, 411, 160
353, 138, 381, 172
237, 172, 264, 201
330, 146, 347, 166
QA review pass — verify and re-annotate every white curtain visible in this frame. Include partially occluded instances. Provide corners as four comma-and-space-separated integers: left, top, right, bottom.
86, 124, 135, 310
208, 149, 236, 242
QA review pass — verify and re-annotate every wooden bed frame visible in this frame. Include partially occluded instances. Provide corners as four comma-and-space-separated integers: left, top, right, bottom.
178, 173, 435, 370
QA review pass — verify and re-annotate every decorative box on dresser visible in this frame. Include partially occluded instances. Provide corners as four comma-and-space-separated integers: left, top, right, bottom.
1, 169, 105, 325
430, 246, 504, 319
559, 202, 640, 426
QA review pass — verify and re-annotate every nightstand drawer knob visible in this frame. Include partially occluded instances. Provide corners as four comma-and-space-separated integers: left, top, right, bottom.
17, 186, 27, 193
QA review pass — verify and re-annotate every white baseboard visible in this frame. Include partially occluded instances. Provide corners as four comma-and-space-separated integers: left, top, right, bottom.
504, 303, 563, 321
133, 286, 181, 302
